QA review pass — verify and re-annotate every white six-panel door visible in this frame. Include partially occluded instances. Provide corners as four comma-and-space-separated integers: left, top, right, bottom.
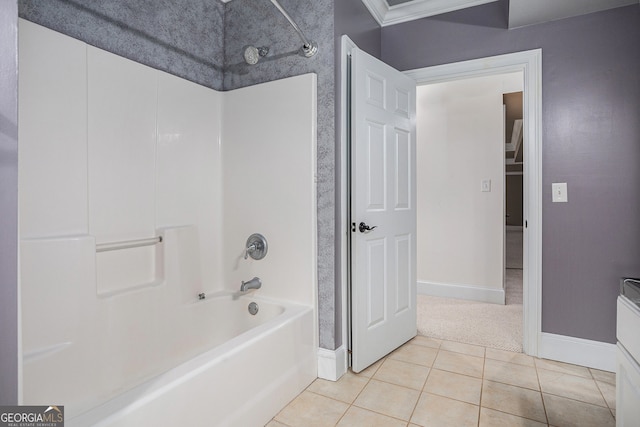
350, 46, 417, 373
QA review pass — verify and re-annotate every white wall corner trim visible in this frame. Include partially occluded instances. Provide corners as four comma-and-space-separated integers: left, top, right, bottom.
361, 0, 499, 27
317, 346, 348, 381
418, 281, 505, 304
539, 332, 617, 372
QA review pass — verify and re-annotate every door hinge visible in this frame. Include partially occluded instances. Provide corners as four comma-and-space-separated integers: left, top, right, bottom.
525, 220, 528, 228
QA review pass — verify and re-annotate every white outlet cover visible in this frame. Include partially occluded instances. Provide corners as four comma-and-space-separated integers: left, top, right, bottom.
552, 182, 568, 202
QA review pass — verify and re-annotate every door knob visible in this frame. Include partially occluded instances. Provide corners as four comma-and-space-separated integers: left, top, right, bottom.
359, 222, 378, 233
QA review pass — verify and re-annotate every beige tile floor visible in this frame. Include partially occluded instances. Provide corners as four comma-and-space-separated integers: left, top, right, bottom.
267, 336, 616, 427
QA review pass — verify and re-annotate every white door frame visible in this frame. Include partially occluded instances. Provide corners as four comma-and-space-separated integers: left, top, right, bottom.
339, 36, 356, 375
340, 45, 542, 360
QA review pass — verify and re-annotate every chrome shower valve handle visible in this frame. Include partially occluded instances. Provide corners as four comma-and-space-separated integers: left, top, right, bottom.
244, 233, 268, 260
244, 243, 257, 259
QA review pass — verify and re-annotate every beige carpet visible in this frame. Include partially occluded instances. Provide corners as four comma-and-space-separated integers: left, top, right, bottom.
506, 229, 523, 269
417, 269, 523, 352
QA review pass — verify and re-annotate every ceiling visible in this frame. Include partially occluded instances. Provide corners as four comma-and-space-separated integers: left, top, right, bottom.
363, 0, 639, 27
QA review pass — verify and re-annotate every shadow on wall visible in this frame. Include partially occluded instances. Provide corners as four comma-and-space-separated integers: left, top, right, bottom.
18, 0, 224, 88
429, 0, 509, 28
72, 0, 222, 71
0, 112, 18, 141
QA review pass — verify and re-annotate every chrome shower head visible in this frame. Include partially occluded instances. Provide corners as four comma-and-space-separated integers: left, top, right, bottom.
243, 46, 269, 65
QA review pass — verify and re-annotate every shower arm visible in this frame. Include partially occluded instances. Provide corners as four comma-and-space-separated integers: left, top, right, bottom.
269, 0, 318, 58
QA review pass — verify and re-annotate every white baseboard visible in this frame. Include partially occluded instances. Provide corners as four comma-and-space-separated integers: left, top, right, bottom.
417, 280, 505, 305
539, 332, 616, 372
317, 345, 347, 381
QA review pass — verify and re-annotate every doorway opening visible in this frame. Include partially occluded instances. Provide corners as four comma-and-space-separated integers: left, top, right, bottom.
401, 49, 541, 356
414, 73, 524, 352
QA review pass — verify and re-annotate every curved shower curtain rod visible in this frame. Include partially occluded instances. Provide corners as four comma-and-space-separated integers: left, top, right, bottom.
269, 0, 318, 58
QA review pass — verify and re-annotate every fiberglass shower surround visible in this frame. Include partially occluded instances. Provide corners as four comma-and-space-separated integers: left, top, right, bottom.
19, 18, 318, 425
243, 0, 318, 64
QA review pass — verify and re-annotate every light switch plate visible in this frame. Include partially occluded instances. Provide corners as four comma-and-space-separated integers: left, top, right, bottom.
552, 182, 568, 202
481, 179, 491, 192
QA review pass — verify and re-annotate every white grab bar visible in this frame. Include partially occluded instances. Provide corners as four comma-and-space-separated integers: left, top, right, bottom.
96, 236, 162, 253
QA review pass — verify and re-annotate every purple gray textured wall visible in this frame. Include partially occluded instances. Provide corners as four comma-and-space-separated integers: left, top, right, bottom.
19, 0, 224, 90
335, 0, 381, 59
382, 3, 640, 343
0, 0, 19, 405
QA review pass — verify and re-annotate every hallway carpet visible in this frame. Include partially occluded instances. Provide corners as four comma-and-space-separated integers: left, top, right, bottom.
505, 228, 523, 269
416, 269, 523, 353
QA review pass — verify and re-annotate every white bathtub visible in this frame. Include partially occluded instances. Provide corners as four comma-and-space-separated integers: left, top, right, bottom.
66, 293, 317, 427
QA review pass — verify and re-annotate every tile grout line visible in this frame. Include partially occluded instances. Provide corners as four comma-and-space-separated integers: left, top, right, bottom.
539, 389, 612, 409
405, 343, 442, 425
538, 361, 612, 409
483, 358, 543, 392
422, 342, 489, 425
369, 352, 428, 425
335, 364, 374, 427
336, 356, 386, 426
274, 368, 378, 427
478, 350, 486, 427
591, 369, 616, 414
481, 352, 554, 425
321, 367, 374, 426
534, 358, 551, 426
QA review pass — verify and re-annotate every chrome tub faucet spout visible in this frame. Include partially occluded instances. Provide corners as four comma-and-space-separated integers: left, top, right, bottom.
240, 277, 262, 292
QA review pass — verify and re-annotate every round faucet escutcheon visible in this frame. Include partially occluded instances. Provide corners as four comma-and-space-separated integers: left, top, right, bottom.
245, 233, 268, 260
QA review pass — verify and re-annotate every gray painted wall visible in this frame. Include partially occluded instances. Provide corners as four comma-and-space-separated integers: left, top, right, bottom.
382, 3, 640, 343
19, 0, 224, 90
0, 0, 19, 405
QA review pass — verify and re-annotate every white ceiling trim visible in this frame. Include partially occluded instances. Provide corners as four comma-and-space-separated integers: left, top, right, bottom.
361, 0, 499, 27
